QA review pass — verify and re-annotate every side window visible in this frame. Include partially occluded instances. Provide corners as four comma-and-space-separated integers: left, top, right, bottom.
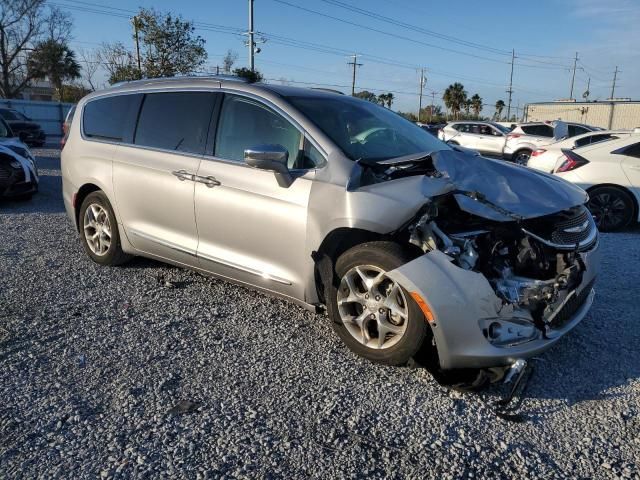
522, 125, 553, 137
621, 142, 640, 158
301, 139, 325, 169
215, 94, 302, 168
568, 125, 589, 137
134, 92, 215, 155
83, 95, 140, 141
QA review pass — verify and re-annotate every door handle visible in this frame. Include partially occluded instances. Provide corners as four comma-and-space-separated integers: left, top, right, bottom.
194, 175, 221, 188
172, 169, 194, 181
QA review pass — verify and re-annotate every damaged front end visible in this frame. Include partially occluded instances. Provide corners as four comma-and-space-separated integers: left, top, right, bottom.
354, 150, 600, 369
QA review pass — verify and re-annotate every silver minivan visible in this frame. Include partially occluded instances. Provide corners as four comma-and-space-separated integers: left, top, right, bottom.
62, 76, 600, 375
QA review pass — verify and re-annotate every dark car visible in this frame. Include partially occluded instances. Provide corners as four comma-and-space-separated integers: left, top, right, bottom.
418, 123, 444, 137
0, 148, 38, 200
0, 108, 46, 147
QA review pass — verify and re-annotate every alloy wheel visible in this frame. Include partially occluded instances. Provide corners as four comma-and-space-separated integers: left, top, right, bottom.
336, 265, 409, 350
83, 203, 112, 256
588, 191, 629, 231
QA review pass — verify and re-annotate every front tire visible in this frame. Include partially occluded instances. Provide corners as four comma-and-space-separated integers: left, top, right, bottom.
79, 191, 132, 265
513, 149, 531, 165
587, 186, 635, 232
326, 242, 428, 366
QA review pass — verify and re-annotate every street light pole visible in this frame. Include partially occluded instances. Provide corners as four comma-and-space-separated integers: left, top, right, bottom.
248, 0, 255, 71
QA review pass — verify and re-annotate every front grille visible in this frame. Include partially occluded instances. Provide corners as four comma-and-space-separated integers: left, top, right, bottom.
550, 207, 593, 246
549, 278, 595, 329
524, 205, 597, 251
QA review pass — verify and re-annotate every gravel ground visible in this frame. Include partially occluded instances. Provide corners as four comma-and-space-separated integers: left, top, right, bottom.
1, 149, 639, 479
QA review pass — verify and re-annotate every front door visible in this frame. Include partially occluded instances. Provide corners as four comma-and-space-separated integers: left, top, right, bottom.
194, 93, 322, 299
475, 125, 506, 155
113, 91, 217, 265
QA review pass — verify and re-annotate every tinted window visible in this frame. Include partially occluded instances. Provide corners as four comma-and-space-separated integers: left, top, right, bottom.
521, 125, 553, 137
568, 125, 590, 137
0, 109, 19, 121
622, 142, 640, 158
286, 94, 448, 162
574, 133, 613, 148
215, 94, 302, 168
134, 92, 215, 154
83, 95, 138, 141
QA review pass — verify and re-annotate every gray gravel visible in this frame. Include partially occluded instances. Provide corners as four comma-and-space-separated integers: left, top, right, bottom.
1, 149, 639, 479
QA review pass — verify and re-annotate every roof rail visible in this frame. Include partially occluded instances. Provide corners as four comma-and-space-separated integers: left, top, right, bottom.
310, 87, 344, 95
110, 74, 249, 89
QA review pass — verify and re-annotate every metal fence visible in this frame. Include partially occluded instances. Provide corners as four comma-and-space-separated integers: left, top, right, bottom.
0, 99, 75, 146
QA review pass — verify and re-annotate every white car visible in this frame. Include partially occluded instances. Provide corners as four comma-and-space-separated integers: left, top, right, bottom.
504, 121, 600, 164
437, 121, 511, 157
554, 134, 640, 231
527, 130, 634, 173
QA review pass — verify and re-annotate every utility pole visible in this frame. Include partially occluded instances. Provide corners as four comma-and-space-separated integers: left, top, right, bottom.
569, 52, 579, 100
506, 49, 515, 121
248, 0, 255, 71
133, 16, 142, 76
430, 91, 436, 123
348, 54, 362, 96
610, 66, 619, 99
418, 68, 425, 123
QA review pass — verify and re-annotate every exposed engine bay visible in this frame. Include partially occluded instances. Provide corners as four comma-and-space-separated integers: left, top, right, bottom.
405, 197, 596, 346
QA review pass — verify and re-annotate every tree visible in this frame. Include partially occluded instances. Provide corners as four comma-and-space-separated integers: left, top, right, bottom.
354, 90, 380, 104
470, 94, 483, 118
222, 49, 238, 73
494, 100, 506, 120
377, 92, 393, 108
135, 8, 207, 78
233, 67, 263, 83
28, 39, 80, 99
0, 1, 73, 98
99, 42, 139, 84
464, 98, 472, 116
77, 48, 100, 91
442, 83, 467, 120
57, 83, 90, 102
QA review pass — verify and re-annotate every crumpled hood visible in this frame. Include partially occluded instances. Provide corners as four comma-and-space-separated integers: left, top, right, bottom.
428, 150, 587, 221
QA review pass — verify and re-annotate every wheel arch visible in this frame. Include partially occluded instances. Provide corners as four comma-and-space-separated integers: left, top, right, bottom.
74, 183, 102, 230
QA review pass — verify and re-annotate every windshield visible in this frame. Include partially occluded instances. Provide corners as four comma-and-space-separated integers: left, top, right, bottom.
285, 94, 449, 161
0, 109, 23, 121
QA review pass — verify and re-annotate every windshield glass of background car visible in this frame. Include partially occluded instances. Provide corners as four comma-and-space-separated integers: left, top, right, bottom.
285, 95, 449, 161
0, 109, 18, 121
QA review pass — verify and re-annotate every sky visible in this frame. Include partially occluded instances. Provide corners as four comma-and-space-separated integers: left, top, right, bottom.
60, 0, 640, 115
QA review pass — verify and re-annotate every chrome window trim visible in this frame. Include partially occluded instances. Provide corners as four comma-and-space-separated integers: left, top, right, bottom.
79, 87, 328, 170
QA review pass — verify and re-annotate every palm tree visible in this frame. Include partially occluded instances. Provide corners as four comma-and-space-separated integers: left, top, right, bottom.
494, 100, 506, 121
29, 40, 81, 100
464, 99, 472, 117
443, 83, 467, 120
471, 94, 483, 118
385, 92, 394, 109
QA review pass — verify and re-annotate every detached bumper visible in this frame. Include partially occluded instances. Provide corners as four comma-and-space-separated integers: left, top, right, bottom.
387, 244, 600, 370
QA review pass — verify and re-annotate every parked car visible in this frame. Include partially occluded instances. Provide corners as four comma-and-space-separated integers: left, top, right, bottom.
0, 117, 36, 164
0, 108, 46, 147
527, 130, 633, 173
417, 123, 444, 137
553, 134, 640, 231
62, 77, 599, 375
438, 121, 511, 157
0, 142, 38, 200
504, 121, 600, 164
61, 105, 76, 148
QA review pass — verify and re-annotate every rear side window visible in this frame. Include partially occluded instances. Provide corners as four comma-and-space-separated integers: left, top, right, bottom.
83, 95, 138, 141
574, 133, 614, 148
568, 125, 590, 137
521, 125, 553, 137
134, 92, 216, 155
620, 142, 640, 158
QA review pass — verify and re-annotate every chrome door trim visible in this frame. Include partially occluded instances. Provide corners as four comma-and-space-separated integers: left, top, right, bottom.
197, 251, 292, 285
128, 228, 197, 256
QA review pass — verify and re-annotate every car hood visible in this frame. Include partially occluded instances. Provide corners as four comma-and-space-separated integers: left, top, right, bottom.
350, 149, 588, 222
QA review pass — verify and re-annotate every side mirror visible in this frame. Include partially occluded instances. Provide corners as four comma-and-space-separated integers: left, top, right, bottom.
244, 144, 293, 188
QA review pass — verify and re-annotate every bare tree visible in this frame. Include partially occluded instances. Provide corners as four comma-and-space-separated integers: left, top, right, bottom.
222, 49, 238, 73
98, 42, 138, 84
0, 0, 73, 98
77, 48, 100, 90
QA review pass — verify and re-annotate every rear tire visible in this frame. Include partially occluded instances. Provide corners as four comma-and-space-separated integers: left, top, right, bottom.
79, 191, 132, 266
326, 241, 428, 366
587, 186, 634, 232
513, 149, 531, 165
